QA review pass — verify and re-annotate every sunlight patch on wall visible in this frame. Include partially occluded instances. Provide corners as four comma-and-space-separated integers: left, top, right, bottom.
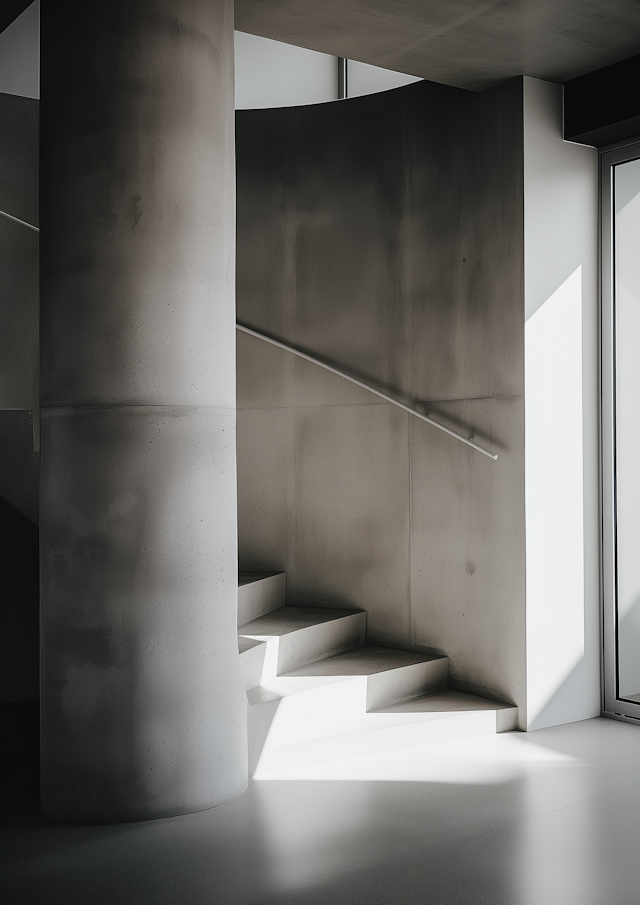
525, 266, 584, 730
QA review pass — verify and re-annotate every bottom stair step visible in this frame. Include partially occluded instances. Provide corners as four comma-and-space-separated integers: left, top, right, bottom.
252, 690, 518, 777
376, 689, 518, 731
239, 637, 267, 690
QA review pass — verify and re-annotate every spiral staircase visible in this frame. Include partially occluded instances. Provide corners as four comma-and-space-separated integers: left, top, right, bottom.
238, 572, 518, 778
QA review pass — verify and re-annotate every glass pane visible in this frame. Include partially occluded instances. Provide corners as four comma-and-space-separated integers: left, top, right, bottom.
614, 156, 640, 701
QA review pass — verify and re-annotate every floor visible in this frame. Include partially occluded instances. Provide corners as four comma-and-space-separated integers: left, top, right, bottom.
2, 712, 640, 904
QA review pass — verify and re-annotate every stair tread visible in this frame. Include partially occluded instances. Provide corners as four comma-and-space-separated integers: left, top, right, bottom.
247, 684, 510, 719
239, 605, 363, 636
247, 673, 360, 704
281, 645, 445, 678
238, 571, 284, 587
374, 689, 515, 714
238, 636, 265, 654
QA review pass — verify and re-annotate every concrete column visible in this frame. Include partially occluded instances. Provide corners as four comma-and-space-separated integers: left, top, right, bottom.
39, 0, 246, 822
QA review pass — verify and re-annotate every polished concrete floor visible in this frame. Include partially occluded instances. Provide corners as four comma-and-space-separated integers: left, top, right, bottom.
2, 713, 640, 904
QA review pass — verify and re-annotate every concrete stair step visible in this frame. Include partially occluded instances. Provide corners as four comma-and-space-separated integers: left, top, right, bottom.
376, 689, 518, 732
237, 571, 518, 779
281, 644, 448, 710
238, 572, 285, 625
238, 636, 267, 691
239, 605, 366, 676
247, 674, 366, 772
252, 690, 518, 777
246, 645, 448, 770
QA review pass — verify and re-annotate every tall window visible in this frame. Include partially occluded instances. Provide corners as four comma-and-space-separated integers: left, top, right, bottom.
602, 141, 640, 721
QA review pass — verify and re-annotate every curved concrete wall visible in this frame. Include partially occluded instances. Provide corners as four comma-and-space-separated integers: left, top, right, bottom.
236, 78, 527, 720
40, 0, 246, 822
0, 92, 39, 526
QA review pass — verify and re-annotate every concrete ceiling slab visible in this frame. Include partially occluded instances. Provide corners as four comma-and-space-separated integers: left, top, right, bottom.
235, 0, 640, 90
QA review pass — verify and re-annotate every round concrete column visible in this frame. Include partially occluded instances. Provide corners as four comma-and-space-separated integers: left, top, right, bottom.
39, 0, 246, 822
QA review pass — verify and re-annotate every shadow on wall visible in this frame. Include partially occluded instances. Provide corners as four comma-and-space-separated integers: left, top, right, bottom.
529, 656, 593, 732
0, 90, 40, 525
0, 496, 39, 703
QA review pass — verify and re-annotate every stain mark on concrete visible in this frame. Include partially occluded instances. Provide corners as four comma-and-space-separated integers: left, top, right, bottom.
128, 194, 143, 232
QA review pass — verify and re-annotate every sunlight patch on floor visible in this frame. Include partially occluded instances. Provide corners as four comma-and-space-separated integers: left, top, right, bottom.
253, 731, 578, 783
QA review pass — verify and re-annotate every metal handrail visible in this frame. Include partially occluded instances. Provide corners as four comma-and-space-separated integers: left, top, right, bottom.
0, 209, 39, 232
237, 321, 498, 460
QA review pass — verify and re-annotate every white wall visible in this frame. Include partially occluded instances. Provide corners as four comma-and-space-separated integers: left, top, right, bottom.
234, 31, 421, 109
347, 60, 421, 98
235, 31, 337, 109
0, 1, 39, 99
523, 76, 600, 730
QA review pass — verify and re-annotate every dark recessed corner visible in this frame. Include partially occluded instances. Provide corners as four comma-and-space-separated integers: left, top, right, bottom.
0, 1, 32, 37
564, 52, 640, 147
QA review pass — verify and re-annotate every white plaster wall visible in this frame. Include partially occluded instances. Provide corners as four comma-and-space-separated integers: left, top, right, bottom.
234, 32, 421, 109
235, 31, 337, 109
523, 76, 600, 730
347, 60, 421, 98
0, 1, 39, 99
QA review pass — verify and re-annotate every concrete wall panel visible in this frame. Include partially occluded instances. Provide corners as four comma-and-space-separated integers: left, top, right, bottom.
237, 406, 293, 573
236, 78, 525, 715
0, 92, 40, 703
410, 395, 525, 710
0, 93, 39, 528
0, 410, 39, 523
290, 403, 411, 647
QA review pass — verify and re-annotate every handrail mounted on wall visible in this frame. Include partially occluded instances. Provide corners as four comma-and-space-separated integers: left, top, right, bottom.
0, 208, 39, 232
237, 321, 498, 460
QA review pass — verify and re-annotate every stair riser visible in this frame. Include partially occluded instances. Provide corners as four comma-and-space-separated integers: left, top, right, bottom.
253, 710, 507, 776
496, 707, 519, 732
248, 696, 280, 776
238, 573, 285, 625
239, 642, 267, 690
250, 676, 368, 750
367, 657, 448, 710
240, 611, 366, 676
277, 612, 366, 673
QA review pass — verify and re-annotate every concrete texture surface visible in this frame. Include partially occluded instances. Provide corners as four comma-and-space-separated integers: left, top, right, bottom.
39, 408, 244, 822
236, 78, 526, 721
39, 0, 245, 821
0, 93, 39, 523
0, 410, 39, 524
39, 7, 235, 409
235, 0, 640, 91
410, 394, 525, 706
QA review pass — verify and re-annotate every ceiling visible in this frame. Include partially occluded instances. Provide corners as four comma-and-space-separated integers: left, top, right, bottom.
234, 0, 640, 91
3, 1, 639, 93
